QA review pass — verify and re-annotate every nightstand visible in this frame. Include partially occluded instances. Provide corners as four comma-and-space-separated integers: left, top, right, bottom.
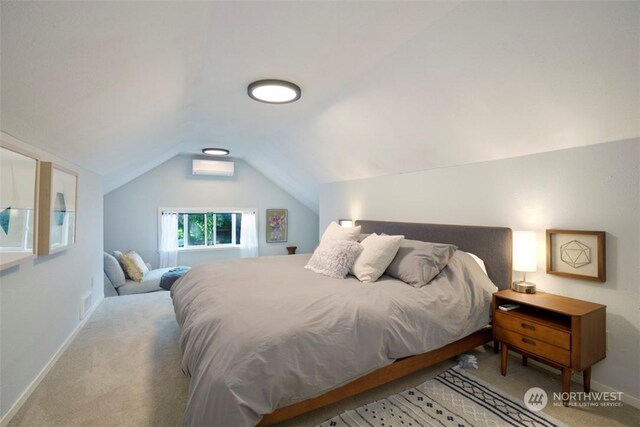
493, 289, 606, 405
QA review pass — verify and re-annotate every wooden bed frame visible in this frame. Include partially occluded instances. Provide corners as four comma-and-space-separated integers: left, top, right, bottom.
259, 220, 512, 425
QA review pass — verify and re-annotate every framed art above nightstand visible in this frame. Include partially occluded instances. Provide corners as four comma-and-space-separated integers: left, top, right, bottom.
493, 289, 606, 405
546, 229, 605, 282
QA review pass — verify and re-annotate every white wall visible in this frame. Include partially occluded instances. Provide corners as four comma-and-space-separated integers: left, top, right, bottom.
104, 155, 319, 267
320, 138, 639, 401
0, 132, 104, 420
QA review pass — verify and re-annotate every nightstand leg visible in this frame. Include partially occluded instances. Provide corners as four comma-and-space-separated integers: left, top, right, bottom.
583, 367, 591, 393
500, 343, 508, 376
562, 367, 571, 406
493, 340, 499, 353
522, 355, 528, 366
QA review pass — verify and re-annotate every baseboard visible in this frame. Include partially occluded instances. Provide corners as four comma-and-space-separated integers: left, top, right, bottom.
526, 358, 640, 409
0, 296, 104, 426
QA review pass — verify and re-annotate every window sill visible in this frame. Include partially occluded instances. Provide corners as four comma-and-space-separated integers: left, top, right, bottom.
178, 245, 241, 252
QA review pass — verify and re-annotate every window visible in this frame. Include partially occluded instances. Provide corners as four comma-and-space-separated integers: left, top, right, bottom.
175, 211, 242, 249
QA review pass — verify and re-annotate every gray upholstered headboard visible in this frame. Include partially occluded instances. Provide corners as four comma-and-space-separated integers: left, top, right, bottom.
355, 220, 513, 290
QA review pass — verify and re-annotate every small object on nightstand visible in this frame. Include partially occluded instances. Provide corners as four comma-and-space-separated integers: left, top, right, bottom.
493, 289, 606, 406
498, 303, 520, 311
286, 246, 297, 255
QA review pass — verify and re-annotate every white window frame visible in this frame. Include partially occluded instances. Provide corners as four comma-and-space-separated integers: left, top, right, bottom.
158, 207, 255, 252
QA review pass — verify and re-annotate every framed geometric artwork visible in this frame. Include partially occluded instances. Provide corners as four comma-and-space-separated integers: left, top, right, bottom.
266, 209, 288, 243
37, 162, 78, 255
0, 141, 40, 270
546, 229, 605, 282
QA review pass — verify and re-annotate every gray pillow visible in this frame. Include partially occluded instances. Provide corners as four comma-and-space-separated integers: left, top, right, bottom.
113, 250, 124, 262
304, 240, 363, 279
385, 240, 457, 287
104, 252, 126, 288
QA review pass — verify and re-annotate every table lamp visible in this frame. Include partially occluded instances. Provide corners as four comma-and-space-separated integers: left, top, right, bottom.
512, 231, 537, 293
338, 219, 353, 228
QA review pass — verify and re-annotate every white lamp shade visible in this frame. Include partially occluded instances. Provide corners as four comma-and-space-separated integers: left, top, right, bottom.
338, 219, 353, 228
513, 231, 537, 272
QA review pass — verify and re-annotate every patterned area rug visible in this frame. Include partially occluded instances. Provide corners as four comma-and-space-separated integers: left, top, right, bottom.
319, 366, 565, 427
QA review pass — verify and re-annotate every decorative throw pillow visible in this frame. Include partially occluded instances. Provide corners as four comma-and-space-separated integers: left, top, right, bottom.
385, 240, 457, 287
305, 240, 363, 279
112, 250, 131, 279
320, 221, 362, 243
118, 251, 149, 282
351, 233, 404, 283
103, 252, 126, 288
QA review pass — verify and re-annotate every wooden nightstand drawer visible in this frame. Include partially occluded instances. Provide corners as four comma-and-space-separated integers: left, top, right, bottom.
495, 326, 570, 366
494, 311, 570, 350
494, 289, 606, 406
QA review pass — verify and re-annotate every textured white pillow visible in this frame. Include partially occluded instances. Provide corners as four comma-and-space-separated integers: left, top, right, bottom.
320, 221, 362, 243
351, 233, 404, 283
305, 240, 363, 279
119, 250, 149, 282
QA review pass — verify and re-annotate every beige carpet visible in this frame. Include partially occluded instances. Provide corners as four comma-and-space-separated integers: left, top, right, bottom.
9, 291, 639, 427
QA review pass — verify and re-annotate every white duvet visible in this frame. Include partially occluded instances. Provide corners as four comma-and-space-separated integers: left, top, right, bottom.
171, 251, 497, 426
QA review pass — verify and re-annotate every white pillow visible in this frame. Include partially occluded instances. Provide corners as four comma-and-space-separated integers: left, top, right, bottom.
320, 221, 362, 243
465, 251, 488, 275
351, 233, 404, 283
305, 240, 364, 279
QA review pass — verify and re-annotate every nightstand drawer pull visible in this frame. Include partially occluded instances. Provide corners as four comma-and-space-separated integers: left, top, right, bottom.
521, 323, 535, 331
522, 337, 537, 346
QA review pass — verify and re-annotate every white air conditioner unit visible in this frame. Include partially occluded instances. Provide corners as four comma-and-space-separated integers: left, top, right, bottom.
192, 159, 234, 177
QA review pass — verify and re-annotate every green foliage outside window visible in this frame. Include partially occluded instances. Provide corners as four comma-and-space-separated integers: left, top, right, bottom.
176, 211, 241, 248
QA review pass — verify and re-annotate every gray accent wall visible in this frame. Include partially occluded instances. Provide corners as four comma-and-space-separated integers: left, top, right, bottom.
320, 138, 639, 402
104, 155, 319, 267
0, 132, 104, 420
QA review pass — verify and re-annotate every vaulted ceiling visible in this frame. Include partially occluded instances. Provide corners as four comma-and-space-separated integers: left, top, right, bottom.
2, 1, 638, 212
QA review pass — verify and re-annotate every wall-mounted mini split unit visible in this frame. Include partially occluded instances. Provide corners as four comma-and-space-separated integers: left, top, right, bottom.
192, 159, 234, 176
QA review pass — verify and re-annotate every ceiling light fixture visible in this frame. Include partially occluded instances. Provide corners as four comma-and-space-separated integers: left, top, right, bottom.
202, 148, 230, 156
247, 79, 301, 104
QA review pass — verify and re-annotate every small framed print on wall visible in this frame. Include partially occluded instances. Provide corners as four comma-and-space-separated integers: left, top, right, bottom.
0, 141, 39, 270
266, 209, 288, 243
37, 162, 78, 255
546, 229, 605, 282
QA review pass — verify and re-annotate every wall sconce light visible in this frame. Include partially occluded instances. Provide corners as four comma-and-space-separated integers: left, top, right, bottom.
338, 219, 354, 228
512, 231, 537, 293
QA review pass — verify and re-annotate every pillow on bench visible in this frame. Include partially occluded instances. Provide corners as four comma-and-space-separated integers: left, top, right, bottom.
118, 250, 149, 282
104, 252, 126, 288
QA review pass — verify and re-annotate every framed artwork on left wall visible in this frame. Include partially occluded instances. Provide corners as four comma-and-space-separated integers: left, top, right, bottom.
37, 162, 78, 255
0, 141, 40, 270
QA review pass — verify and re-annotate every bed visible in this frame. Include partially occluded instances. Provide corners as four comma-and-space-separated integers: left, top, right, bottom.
172, 220, 512, 426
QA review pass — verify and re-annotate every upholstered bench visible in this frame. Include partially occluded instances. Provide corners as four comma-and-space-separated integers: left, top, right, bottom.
103, 252, 174, 297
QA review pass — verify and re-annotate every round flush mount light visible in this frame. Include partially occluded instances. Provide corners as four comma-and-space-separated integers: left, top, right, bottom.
247, 79, 301, 104
202, 148, 230, 156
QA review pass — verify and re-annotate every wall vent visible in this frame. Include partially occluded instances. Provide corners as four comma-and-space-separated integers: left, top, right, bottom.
80, 291, 92, 319
192, 159, 234, 176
